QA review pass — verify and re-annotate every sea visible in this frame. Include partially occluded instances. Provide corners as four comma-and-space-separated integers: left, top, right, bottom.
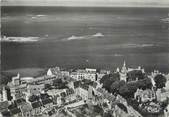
1, 6, 169, 73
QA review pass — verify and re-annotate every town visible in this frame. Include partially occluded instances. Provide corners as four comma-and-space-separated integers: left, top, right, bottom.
0, 61, 169, 117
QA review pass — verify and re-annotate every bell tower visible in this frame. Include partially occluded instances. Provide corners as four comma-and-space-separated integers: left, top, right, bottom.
120, 61, 127, 82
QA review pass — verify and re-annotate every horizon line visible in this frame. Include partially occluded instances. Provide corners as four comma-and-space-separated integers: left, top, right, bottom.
2, 5, 169, 8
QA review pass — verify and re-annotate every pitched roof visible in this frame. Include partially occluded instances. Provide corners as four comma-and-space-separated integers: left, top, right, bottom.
31, 101, 42, 109
74, 81, 81, 88
20, 103, 32, 113
10, 108, 21, 115
97, 88, 116, 102
42, 98, 52, 105
1, 110, 11, 117
0, 101, 9, 112
14, 98, 26, 106
117, 103, 128, 113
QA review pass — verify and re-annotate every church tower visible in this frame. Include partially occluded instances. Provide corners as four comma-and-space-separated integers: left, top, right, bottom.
120, 61, 127, 82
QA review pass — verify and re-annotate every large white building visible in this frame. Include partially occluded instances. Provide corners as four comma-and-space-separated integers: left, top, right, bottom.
70, 68, 96, 81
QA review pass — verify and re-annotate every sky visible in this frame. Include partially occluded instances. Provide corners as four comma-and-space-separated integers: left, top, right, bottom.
2, 0, 169, 7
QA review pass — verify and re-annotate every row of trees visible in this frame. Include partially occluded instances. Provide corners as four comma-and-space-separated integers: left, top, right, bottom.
100, 71, 167, 99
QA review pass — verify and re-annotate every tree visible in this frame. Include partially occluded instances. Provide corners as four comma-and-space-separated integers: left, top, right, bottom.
137, 78, 152, 90
154, 74, 167, 89
127, 70, 147, 82
110, 80, 125, 94
119, 85, 130, 98
100, 73, 120, 92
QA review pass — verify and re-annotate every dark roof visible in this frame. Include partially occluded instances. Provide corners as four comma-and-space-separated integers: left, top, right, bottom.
97, 88, 115, 102
74, 81, 81, 88
60, 92, 66, 97
80, 85, 89, 90
42, 98, 52, 105
0, 101, 9, 112
8, 103, 17, 110
1, 110, 11, 117
31, 101, 42, 109
117, 103, 128, 113
14, 98, 26, 106
40, 93, 50, 100
66, 88, 74, 95
10, 108, 21, 115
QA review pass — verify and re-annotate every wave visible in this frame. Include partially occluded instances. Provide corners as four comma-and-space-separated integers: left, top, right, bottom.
161, 18, 169, 23
36, 14, 46, 17
1, 36, 40, 42
92, 33, 104, 37
125, 44, 154, 48
62, 33, 104, 41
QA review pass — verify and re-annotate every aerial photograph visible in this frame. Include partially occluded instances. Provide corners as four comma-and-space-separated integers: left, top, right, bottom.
1, 0, 169, 117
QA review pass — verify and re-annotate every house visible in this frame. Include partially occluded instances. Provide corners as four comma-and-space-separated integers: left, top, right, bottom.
76, 86, 89, 101
134, 89, 156, 103
14, 98, 26, 107
20, 102, 32, 117
65, 88, 76, 102
41, 97, 53, 109
113, 103, 129, 117
0, 101, 9, 113
164, 104, 169, 117
70, 72, 79, 80
1, 110, 11, 117
156, 88, 169, 102
61, 71, 70, 77
31, 101, 42, 116
27, 84, 44, 96
10, 84, 27, 100
8, 103, 22, 117
9, 107, 22, 117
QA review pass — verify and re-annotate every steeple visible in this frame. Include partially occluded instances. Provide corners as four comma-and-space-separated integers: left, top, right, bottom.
121, 60, 127, 73
120, 60, 127, 82
123, 61, 126, 67
116, 67, 120, 73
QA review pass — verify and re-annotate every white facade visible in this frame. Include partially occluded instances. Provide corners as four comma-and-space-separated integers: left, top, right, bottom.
70, 69, 96, 81
47, 68, 53, 76
76, 87, 88, 100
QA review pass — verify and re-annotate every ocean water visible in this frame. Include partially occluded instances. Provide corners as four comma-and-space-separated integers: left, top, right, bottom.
1, 6, 169, 72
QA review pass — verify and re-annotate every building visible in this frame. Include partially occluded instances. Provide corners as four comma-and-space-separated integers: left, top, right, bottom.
41, 97, 53, 109
134, 89, 156, 103
76, 86, 89, 101
113, 103, 129, 117
47, 67, 60, 76
61, 71, 70, 77
27, 84, 44, 96
0, 101, 9, 113
8, 103, 22, 117
164, 104, 169, 117
156, 88, 169, 102
11, 73, 21, 86
0, 87, 7, 102
10, 84, 27, 100
31, 101, 42, 116
70, 68, 97, 81
119, 61, 127, 82
32, 75, 57, 84
20, 102, 32, 117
